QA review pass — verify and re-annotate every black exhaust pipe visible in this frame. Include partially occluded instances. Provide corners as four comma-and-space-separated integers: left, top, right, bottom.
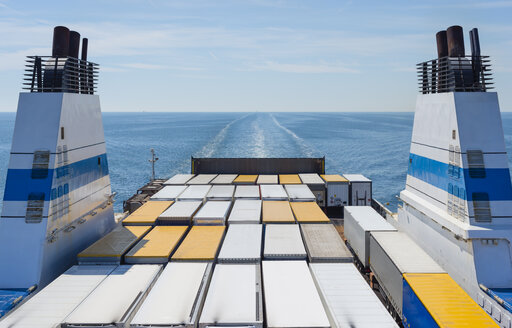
436, 30, 448, 58
68, 31, 81, 59
52, 26, 70, 58
81, 38, 88, 61
447, 25, 465, 57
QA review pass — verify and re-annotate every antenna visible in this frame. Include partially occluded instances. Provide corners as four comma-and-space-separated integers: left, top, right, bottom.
149, 148, 159, 181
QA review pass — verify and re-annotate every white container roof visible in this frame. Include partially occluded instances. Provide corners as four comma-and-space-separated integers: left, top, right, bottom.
344, 206, 396, 231
284, 184, 316, 201
371, 231, 445, 273
210, 174, 238, 184
260, 184, 288, 200
186, 174, 218, 185
298, 173, 325, 185
0, 265, 116, 328
206, 185, 235, 199
310, 263, 398, 328
264, 224, 306, 259
177, 185, 211, 201
164, 174, 195, 185
150, 185, 187, 201
257, 175, 278, 184
130, 262, 211, 327
228, 199, 262, 224
159, 201, 202, 220
199, 264, 262, 327
194, 201, 232, 220
262, 261, 330, 328
234, 185, 260, 199
218, 224, 263, 262
343, 174, 371, 182
63, 265, 161, 326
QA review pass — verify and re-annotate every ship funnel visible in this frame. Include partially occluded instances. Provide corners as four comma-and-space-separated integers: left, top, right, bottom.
469, 28, 481, 57
68, 31, 81, 59
52, 26, 70, 58
447, 25, 465, 57
81, 38, 88, 61
436, 30, 448, 58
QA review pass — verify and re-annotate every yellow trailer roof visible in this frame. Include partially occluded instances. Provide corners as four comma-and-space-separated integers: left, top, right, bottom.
125, 226, 188, 260
279, 174, 301, 184
290, 202, 330, 223
321, 174, 348, 183
262, 201, 295, 223
404, 273, 498, 328
233, 175, 258, 184
171, 226, 225, 261
78, 226, 151, 258
123, 201, 174, 225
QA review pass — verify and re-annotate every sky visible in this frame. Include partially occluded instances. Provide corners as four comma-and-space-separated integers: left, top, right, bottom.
0, 0, 511, 112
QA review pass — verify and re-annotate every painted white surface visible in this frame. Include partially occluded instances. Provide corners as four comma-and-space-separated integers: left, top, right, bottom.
228, 200, 262, 224
199, 264, 262, 327
298, 173, 324, 185
150, 185, 187, 201
257, 175, 278, 184
218, 224, 262, 262
344, 206, 396, 266
130, 263, 211, 327
0, 265, 116, 328
260, 184, 288, 200
163, 174, 195, 185
343, 174, 371, 182
186, 174, 217, 185
206, 185, 235, 200
159, 201, 202, 221
262, 261, 329, 328
193, 201, 231, 224
177, 185, 211, 201
310, 263, 398, 328
63, 265, 161, 325
284, 184, 316, 201
234, 185, 260, 199
210, 174, 238, 185
264, 224, 306, 259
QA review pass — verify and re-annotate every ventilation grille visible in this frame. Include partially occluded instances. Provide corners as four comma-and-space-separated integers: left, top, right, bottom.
467, 150, 486, 178
473, 192, 491, 222
31, 150, 50, 179
26, 192, 45, 223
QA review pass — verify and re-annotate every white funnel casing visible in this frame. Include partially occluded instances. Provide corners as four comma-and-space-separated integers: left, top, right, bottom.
0, 92, 116, 289
398, 91, 512, 321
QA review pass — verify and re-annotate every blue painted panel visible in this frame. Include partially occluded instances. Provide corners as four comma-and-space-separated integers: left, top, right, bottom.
488, 288, 512, 313
0, 289, 29, 318
402, 278, 440, 328
408, 153, 512, 201
3, 153, 109, 202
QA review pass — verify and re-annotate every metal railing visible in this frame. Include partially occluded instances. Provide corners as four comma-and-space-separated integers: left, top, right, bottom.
23, 56, 99, 94
417, 55, 493, 94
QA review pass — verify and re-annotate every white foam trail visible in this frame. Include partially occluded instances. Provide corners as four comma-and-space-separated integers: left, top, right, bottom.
270, 114, 316, 157
251, 118, 268, 157
194, 114, 250, 158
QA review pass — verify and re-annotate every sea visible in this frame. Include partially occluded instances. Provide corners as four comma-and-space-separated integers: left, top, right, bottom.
1, 111, 512, 213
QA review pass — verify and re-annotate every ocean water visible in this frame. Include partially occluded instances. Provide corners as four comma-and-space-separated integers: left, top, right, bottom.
1, 112, 512, 213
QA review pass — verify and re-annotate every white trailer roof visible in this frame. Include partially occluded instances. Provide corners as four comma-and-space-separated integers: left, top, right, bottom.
260, 184, 288, 200
262, 261, 329, 328
210, 174, 238, 184
218, 224, 263, 263
206, 185, 235, 200
164, 174, 195, 185
228, 199, 262, 224
371, 231, 445, 273
194, 201, 231, 224
186, 174, 218, 185
344, 206, 396, 231
0, 265, 115, 328
130, 262, 212, 327
300, 224, 353, 262
284, 184, 316, 201
257, 175, 278, 184
63, 265, 161, 326
264, 224, 306, 260
158, 201, 202, 222
177, 185, 211, 201
234, 185, 260, 199
298, 173, 325, 185
150, 185, 187, 201
310, 263, 398, 328
343, 174, 371, 182
199, 264, 263, 328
